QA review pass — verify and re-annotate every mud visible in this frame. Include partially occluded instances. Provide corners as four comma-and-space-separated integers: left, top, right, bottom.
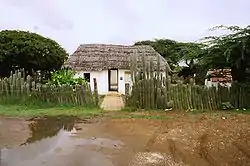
0, 117, 30, 148
0, 111, 250, 166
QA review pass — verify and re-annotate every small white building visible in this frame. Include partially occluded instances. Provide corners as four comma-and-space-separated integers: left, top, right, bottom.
205, 69, 232, 88
64, 44, 170, 95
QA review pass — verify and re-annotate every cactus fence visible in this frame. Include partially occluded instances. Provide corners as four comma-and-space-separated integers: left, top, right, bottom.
125, 57, 250, 110
0, 70, 99, 107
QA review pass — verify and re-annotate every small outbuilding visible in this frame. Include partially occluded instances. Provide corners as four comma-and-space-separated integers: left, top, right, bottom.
205, 69, 232, 88
64, 44, 170, 95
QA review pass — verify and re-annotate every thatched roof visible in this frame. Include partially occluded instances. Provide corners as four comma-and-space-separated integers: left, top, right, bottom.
64, 44, 171, 72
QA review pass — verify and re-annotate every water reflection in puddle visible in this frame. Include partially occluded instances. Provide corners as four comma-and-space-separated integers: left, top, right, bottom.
24, 116, 82, 144
1, 116, 123, 166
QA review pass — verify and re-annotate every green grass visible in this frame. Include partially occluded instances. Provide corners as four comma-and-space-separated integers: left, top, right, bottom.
0, 104, 100, 117
1, 103, 249, 119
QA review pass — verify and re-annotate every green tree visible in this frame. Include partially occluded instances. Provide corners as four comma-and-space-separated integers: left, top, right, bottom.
178, 42, 205, 66
134, 39, 204, 69
134, 39, 182, 69
178, 42, 207, 84
202, 25, 250, 83
135, 39, 206, 84
0, 30, 68, 77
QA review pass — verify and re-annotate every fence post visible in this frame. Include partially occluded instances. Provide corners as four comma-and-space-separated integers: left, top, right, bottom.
93, 78, 99, 106
125, 83, 130, 105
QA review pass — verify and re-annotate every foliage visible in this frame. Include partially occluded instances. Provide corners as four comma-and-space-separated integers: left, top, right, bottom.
134, 25, 250, 84
134, 39, 204, 69
134, 39, 182, 69
178, 42, 205, 66
134, 39, 205, 84
0, 105, 100, 117
194, 64, 209, 85
0, 30, 68, 77
201, 25, 250, 83
50, 68, 86, 86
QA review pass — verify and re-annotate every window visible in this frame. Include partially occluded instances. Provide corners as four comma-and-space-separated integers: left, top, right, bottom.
84, 73, 90, 82
125, 71, 131, 83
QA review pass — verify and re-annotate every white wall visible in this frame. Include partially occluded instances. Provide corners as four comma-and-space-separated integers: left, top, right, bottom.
205, 79, 232, 88
118, 69, 131, 94
75, 70, 109, 95
74, 70, 169, 95
75, 69, 131, 95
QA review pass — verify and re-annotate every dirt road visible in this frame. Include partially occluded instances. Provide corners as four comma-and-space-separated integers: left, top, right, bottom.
0, 111, 250, 166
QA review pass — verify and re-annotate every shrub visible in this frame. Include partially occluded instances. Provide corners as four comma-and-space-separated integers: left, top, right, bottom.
49, 69, 86, 86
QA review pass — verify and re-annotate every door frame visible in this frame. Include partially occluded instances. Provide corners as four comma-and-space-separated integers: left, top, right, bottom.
108, 68, 118, 91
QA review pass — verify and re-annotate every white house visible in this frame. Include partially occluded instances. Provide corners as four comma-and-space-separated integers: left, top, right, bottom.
64, 44, 170, 95
205, 69, 232, 88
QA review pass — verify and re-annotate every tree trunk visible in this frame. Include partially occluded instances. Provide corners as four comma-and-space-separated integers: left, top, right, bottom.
231, 60, 247, 83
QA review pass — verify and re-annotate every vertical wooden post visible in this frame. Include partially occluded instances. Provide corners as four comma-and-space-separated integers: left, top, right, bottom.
125, 83, 130, 105
142, 55, 146, 108
81, 85, 86, 105
93, 78, 99, 106
155, 55, 161, 108
149, 59, 155, 108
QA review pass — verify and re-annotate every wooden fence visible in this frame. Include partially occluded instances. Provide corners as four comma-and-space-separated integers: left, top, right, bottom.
125, 57, 250, 110
0, 70, 99, 107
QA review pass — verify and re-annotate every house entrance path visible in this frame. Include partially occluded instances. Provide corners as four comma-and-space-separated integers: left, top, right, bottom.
101, 92, 124, 111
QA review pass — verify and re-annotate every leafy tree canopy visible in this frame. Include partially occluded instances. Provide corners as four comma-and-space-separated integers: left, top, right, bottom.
134, 25, 250, 84
201, 25, 250, 82
134, 39, 204, 70
0, 30, 68, 77
135, 39, 182, 69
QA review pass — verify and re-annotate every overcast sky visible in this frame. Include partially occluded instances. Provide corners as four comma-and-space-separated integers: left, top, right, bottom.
0, 0, 249, 53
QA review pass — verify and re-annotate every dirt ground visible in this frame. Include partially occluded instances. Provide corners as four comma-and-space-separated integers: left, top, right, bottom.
0, 117, 30, 148
0, 111, 250, 166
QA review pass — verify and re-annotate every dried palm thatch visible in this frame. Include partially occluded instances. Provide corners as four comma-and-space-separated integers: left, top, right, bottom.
64, 44, 171, 72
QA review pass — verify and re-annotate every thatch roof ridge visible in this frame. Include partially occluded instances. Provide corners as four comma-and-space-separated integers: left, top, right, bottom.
77, 43, 152, 48
73, 44, 156, 54
64, 44, 171, 72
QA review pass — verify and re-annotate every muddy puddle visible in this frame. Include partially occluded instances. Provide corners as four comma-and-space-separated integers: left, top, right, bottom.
0, 116, 123, 166
1, 112, 250, 166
